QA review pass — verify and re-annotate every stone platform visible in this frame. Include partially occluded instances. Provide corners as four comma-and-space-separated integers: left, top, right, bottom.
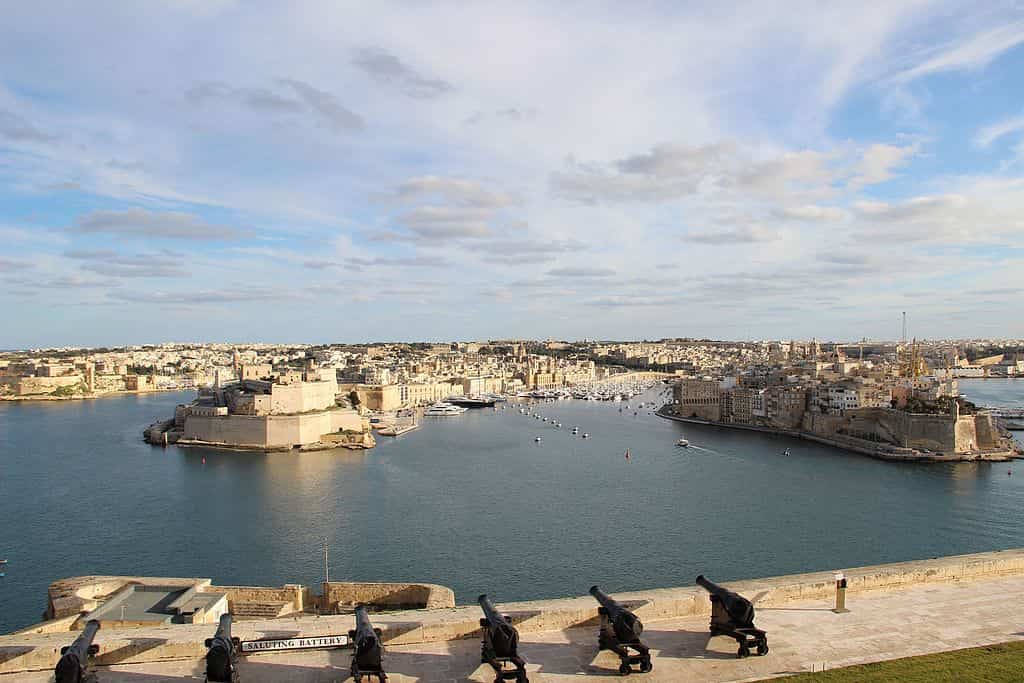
5, 549, 1024, 681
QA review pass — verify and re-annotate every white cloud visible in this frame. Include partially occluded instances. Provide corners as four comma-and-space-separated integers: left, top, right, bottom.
975, 115, 1024, 148
893, 21, 1024, 83
773, 205, 846, 221
69, 208, 248, 241
849, 143, 915, 186
682, 224, 781, 244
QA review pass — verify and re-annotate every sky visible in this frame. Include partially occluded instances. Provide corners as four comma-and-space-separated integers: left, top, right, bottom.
2, 1, 1024, 348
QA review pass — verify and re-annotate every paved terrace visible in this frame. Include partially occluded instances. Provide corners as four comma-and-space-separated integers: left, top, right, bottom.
5, 549, 1024, 681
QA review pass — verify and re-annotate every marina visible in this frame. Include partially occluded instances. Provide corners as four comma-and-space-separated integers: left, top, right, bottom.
0, 380, 1023, 635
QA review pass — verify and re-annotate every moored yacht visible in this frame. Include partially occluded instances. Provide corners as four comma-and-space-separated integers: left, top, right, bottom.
423, 402, 468, 416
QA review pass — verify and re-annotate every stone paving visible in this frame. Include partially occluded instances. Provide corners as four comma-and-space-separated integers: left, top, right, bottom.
7, 573, 1024, 682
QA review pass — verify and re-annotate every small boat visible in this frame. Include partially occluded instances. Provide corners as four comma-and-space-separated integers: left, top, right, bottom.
783, 448, 790, 456
676, 439, 689, 448
534, 436, 542, 442
582, 433, 590, 439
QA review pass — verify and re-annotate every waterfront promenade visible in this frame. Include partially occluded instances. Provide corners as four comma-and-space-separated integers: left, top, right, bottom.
5, 550, 1024, 681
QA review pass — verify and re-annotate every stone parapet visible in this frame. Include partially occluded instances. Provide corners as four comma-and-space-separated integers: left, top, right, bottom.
320, 581, 456, 611
5, 549, 1024, 675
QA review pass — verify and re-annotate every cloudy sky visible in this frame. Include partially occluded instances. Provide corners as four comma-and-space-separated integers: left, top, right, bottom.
2, 1, 1024, 348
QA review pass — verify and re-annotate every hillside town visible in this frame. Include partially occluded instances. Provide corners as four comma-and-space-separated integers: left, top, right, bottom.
2, 338, 1022, 459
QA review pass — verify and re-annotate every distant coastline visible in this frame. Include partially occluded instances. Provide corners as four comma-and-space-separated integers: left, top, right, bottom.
0, 387, 187, 403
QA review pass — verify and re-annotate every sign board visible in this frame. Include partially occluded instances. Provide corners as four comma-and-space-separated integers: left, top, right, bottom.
240, 634, 350, 654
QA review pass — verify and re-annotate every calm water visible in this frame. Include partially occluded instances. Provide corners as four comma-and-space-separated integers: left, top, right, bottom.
1, 379, 1023, 633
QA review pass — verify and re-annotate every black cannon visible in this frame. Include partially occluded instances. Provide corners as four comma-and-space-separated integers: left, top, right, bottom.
54, 619, 100, 683
348, 606, 386, 682
696, 575, 768, 658
588, 586, 651, 675
478, 594, 529, 683
204, 613, 241, 682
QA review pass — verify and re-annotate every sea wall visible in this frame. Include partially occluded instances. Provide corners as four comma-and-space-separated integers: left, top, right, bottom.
5, 549, 1024, 674
182, 408, 365, 448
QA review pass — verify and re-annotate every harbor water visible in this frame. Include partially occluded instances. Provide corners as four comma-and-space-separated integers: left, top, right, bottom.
1, 378, 1023, 633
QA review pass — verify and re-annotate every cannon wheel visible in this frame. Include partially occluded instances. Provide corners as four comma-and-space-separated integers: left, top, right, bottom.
619, 662, 633, 675
737, 643, 750, 658
757, 642, 769, 656
640, 658, 653, 673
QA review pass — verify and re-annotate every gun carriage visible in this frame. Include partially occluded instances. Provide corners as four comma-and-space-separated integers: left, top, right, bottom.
204, 613, 241, 682
54, 619, 101, 683
349, 606, 387, 682
478, 594, 529, 682
696, 575, 768, 658
588, 586, 652, 675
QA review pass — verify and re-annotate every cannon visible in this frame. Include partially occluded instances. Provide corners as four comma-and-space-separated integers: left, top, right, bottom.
696, 575, 768, 658
204, 613, 241, 682
54, 619, 100, 683
588, 586, 651, 675
478, 594, 529, 682
348, 606, 386, 682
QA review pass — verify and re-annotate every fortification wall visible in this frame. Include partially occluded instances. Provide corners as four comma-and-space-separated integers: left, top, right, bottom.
269, 380, 337, 414
7, 549, 1024, 674
1, 375, 82, 396
329, 409, 364, 432
321, 582, 455, 611
975, 413, 1000, 449
218, 585, 308, 613
184, 409, 365, 448
183, 414, 269, 446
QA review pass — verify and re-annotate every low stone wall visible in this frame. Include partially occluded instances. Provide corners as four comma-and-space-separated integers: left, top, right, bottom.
219, 584, 307, 613
320, 582, 455, 611
5, 549, 1024, 675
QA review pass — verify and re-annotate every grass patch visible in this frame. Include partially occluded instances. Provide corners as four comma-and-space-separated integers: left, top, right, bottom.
782, 641, 1024, 682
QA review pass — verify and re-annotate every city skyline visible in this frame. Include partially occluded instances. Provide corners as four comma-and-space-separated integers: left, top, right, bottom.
3, 2, 1024, 347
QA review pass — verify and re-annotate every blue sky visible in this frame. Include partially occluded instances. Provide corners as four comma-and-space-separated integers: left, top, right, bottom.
2, 1, 1024, 348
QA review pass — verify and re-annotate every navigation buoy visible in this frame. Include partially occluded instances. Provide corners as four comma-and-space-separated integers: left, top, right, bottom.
201, 457, 206, 465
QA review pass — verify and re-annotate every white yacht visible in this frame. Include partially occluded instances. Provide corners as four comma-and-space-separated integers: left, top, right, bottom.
423, 402, 468, 416
676, 438, 689, 447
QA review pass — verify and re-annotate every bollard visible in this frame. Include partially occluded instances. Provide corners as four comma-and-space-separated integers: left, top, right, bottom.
832, 572, 849, 613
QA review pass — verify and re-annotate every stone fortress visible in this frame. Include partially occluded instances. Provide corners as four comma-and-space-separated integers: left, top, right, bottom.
145, 351, 373, 451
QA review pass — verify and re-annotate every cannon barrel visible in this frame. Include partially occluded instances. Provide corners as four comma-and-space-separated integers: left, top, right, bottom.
204, 613, 236, 682
55, 619, 100, 683
696, 575, 755, 627
352, 606, 383, 670
478, 594, 519, 657
589, 586, 643, 641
